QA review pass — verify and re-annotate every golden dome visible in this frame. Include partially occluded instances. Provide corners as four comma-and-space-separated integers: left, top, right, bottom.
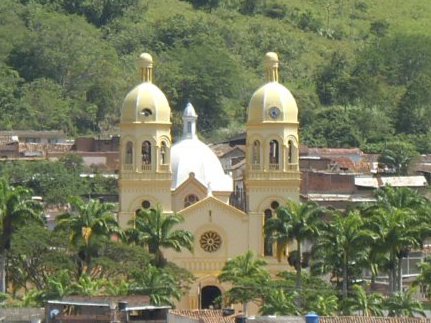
139, 53, 153, 68
121, 53, 171, 124
264, 52, 279, 69
247, 52, 298, 124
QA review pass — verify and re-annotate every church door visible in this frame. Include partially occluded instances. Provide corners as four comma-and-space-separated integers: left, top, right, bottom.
201, 285, 221, 309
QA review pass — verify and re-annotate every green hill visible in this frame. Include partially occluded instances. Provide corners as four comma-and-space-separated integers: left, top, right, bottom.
1, 0, 431, 152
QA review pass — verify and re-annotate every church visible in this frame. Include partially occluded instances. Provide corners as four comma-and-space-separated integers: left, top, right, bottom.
118, 52, 301, 310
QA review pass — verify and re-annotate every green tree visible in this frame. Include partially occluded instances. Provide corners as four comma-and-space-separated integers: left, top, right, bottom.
260, 289, 299, 316
124, 205, 193, 268
413, 256, 431, 299
343, 285, 383, 316
55, 197, 119, 275
218, 251, 269, 315
378, 141, 419, 175
312, 210, 373, 299
384, 288, 426, 317
265, 201, 323, 293
130, 265, 182, 306
0, 179, 43, 293
9, 224, 74, 293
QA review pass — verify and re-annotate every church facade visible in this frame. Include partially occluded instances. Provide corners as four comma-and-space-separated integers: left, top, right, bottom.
118, 52, 301, 310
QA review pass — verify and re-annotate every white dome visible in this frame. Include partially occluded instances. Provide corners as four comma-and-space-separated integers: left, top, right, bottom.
171, 138, 233, 192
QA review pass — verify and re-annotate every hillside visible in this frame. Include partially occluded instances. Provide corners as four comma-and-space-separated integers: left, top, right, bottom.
1, 0, 431, 153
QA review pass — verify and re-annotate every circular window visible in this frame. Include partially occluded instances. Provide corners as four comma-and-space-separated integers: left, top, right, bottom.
271, 201, 279, 210
141, 108, 153, 117
200, 231, 222, 253
142, 200, 151, 209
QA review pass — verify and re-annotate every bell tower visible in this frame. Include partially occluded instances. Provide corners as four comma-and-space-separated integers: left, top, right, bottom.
244, 52, 301, 257
118, 53, 172, 228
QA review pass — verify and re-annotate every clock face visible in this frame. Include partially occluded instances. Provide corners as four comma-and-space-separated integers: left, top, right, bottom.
268, 107, 281, 119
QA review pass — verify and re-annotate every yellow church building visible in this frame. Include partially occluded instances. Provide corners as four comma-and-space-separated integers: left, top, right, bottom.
118, 52, 301, 310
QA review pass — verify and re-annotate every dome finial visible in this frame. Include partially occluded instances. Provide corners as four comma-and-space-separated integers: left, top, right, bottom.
182, 102, 198, 139
264, 52, 279, 83
139, 53, 153, 83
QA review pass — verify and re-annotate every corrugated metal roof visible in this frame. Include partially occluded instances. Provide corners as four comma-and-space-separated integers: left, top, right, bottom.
381, 176, 427, 187
355, 176, 427, 188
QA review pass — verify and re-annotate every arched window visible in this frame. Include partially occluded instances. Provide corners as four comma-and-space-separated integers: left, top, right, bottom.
125, 141, 133, 164
184, 194, 199, 208
269, 140, 279, 168
252, 140, 260, 165
264, 209, 273, 256
142, 141, 151, 165
288, 140, 294, 164
160, 141, 167, 165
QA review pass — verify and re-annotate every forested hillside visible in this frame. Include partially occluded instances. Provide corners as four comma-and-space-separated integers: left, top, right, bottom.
1, 0, 431, 153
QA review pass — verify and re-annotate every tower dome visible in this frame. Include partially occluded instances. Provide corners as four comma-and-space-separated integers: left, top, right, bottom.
247, 52, 298, 124
121, 53, 171, 124
171, 103, 232, 192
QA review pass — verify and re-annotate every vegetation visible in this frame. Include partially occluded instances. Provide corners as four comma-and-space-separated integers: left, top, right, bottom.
123, 205, 194, 268
1, 176, 431, 315
0, 0, 431, 153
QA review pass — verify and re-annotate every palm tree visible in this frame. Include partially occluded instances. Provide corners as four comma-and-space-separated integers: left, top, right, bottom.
124, 205, 193, 268
260, 289, 299, 316
218, 250, 269, 315
55, 197, 119, 275
0, 179, 43, 293
313, 210, 374, 299
130, 265, 182, 306
343, 285, 384, 316
265, 201, 324, 292
364, 186, 429, 294
385, 287, 426, 317
307, 294, 339, 316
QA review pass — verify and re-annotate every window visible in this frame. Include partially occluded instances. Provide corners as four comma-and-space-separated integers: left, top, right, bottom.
269, 140, 279, 165
160, 141, 167, 165
252, 140, 260, 165
142, 141, 151, 164
142, 200, 151, 209
184, 194, 199, 208
125, 141, 133, 164
288, 140, 295, 164
141, 108, 152, 117
264, 209, 273, 256
187, 122, 192, 134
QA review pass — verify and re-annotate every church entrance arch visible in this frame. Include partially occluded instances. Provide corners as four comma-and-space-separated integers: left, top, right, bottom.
201, 285, 221, 309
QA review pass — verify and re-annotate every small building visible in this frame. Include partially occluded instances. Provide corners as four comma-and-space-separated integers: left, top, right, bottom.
45, 296, 169, 323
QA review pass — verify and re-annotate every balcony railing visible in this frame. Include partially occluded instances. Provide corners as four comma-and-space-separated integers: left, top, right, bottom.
141, 164, 152, 171
251, 164, 261, 171
122, 164, 133, 171
269, 163, 279, 171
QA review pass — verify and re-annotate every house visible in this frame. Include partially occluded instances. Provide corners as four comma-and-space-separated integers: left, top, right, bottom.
45, 296, 169, 323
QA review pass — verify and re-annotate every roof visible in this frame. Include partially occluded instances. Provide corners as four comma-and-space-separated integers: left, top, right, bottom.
320, 317, 431, 323
169, 309, 235, 323
210, 143, 245, 158
355, 176, 428, 188
171, 138, 233, 192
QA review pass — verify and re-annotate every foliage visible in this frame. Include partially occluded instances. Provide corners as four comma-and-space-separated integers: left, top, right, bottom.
130, 265, 183, 306
8, 225, 74, 293
384, 288, 426, 317
265, 201, 324, 292
260, 289, 299, 316
343, 285, 384, 316
124, 205, 193, 268
218, 251, 269, 315
0, 178, 43, 292
55, 197, 119, 275
377, 141, 419, 175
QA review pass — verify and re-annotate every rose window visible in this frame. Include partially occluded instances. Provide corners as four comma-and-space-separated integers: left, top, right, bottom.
200, 231, 222, 252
